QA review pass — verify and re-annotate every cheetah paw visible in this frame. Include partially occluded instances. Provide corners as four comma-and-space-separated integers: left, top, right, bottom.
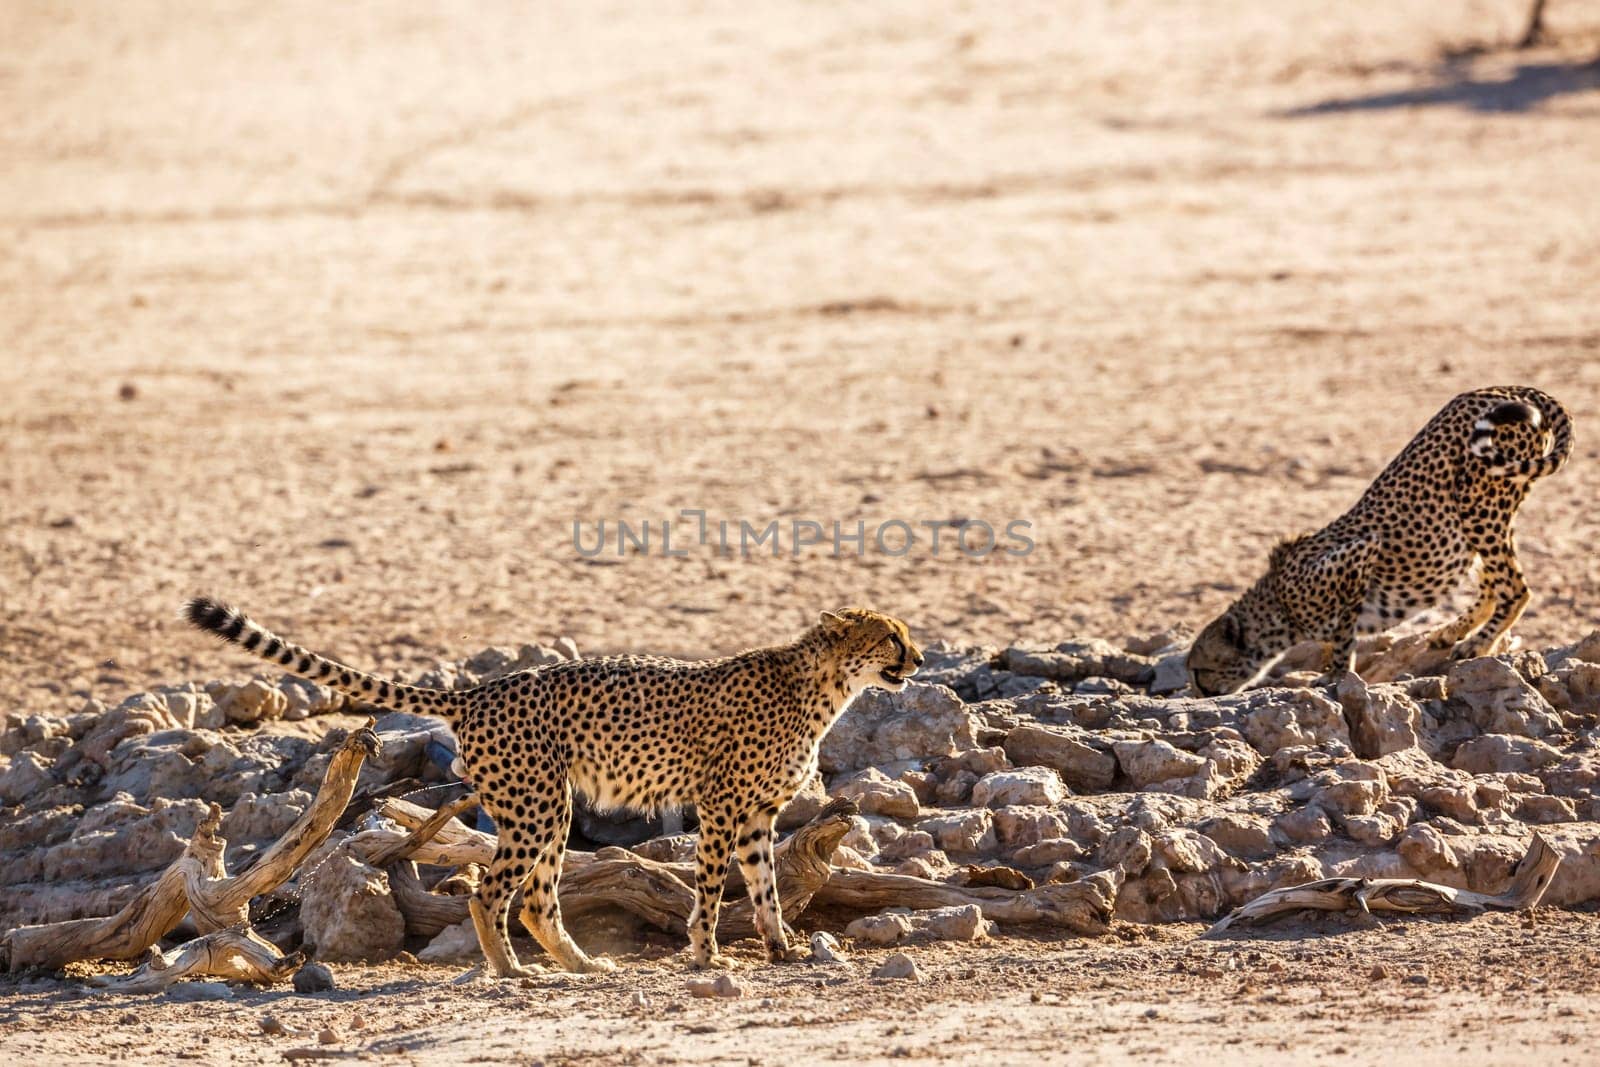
571, 955, 618, 975
690, 953, 733, 970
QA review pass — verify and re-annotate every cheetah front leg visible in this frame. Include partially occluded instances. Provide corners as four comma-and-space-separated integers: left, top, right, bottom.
1449, 544, 1530, 659
734, 808, 797, 963
687, 805, 737, 969
1284, 534, 1378, 685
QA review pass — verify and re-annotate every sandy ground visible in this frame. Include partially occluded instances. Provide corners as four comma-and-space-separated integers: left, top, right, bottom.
4, 0, 1600, 1062
4, 914, 1600, 1066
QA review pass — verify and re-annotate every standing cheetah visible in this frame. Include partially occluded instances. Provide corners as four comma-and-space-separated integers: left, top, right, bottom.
1188, 386, 1570, 696
186, 599, 922, 976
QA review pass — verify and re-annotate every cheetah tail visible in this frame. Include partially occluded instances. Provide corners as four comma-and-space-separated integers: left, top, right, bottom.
183, 597, 464, 719
1469, 391, 1572, 481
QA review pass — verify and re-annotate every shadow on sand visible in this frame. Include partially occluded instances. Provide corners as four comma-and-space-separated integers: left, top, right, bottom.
1283, 56, 1600, 116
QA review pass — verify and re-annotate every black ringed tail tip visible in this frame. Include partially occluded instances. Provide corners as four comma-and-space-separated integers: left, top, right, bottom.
185, 596, 241, 639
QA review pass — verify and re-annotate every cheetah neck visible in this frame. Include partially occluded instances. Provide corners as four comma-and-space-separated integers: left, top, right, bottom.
780, 631, 866, 729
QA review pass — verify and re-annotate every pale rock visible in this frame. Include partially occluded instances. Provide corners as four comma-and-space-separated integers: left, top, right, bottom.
971, 767, 1066, 808
917, 904, 992, 941
991, 806, 1070, 851
1148, 651, 1190, 696
1112, 739, 1208, 788
685, 974, 745, 999
1515, 794, 1577, 824
833, 767, 922, 819
209, 679, 289, 725
1445, 657, 1563, 737
809, 932, 847, 964
916, 810, 996, 854
1010, 838, 1084, 867
0, 751, 54, 806
418, 919, 481, 963
1001, 725, 1116, 791
846, 913, 913, 946
872, 952, 923, 981
878, 830, 937, 862
1418, 784, 1479, 823
1397, 823, 1459, 876
1098, 826, 1153, 874
1337, 675, 1422, 758
1451, 734, 1563, 775
1197, 813, 1275, 859
894, 854, 947, 880
998, 642, 1155, 686
1343, 812, 1404, 846
300, 840, 406, 963
1238, 689, 1351, 755
1272, 806, 1333, 846
818, 684, 978, 774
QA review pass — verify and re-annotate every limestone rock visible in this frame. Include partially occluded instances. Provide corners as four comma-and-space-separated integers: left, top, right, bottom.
818, 684, 978, 774
1451, 734, 1564, 775
846, 913, 913, 945
916, 810, 996, 854
971, 767, 1066, 808
872, 952, 923, 981
1445, 657, 1563, 738
832, 768, 921, 819
418, 919, 482, 963
1113, 739, 1207, 788
1002, 725, 1116, 791
300, 839, 406, 963
1337, 675, 1422, 758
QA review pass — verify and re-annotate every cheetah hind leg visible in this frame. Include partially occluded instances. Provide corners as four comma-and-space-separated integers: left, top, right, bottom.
517, 844, 617, 975
467, 858, 543, 980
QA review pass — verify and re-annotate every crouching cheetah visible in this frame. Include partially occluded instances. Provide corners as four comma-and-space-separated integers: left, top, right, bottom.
186, 599, 922, 976
1188, 386, 1570, 696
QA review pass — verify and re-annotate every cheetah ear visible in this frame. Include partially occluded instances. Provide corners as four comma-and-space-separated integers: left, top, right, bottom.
819, 611, 851, 633
1221, 612, 1243, 647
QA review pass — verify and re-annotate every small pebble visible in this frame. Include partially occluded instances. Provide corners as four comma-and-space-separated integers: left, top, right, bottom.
1369, 964, 1388, 980
317, 1028, 339, 1045
872, 952, 923, 982
1404, 973, 1430, 986
685, 974, 745, 999
631, 991, 649, 1008
294, 963, 336, 993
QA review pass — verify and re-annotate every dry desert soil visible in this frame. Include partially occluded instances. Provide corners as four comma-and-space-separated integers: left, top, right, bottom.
3, 0, 1600, 1063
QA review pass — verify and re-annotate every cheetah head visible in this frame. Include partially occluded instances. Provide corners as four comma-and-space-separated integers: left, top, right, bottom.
818, 609, 923, 692
1189, 539, 1306, 696
1188, 588, 1296, 696
1187, 610, 1263, 696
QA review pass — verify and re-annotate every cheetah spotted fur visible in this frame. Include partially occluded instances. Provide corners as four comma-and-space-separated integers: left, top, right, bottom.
1188, 385, 1571, 696
186, 599, 922, 976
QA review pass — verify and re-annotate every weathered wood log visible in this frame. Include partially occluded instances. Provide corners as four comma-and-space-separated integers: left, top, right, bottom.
1205, 832, 1560, 936
813, 869, 1119, 935
1, 723, 379, 973
86, 928, 303, 993
383, 796, 860, 942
